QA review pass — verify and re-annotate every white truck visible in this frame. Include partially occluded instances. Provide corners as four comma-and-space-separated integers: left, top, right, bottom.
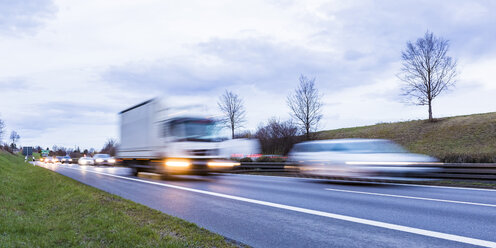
117, 98, 239, 175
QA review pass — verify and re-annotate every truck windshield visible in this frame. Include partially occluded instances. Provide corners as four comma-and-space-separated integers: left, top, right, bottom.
169, 119, 219, 141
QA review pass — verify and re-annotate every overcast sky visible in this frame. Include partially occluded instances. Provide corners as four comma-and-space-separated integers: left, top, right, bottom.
1, 0, 495, 150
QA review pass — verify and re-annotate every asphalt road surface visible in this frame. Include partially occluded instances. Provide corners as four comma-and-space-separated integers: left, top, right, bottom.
36, 162, 496, 248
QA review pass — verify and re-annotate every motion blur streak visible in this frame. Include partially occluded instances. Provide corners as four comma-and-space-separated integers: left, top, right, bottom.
58, 165, 496, 248
207, 162, 240, 167
345, 162, 443, 166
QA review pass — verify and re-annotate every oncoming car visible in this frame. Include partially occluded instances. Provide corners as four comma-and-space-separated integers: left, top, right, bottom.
56, 156, 64, 163
52, 156, 60, 163
61, 156, 72, 164
93, 154, 116, 166
44, 157, 55, 164
78, 157, 95, 165
288, 139, 439, 179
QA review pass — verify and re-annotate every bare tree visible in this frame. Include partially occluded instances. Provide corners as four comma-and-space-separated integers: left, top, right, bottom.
10, 131, 20, 145
101, 138, 118, 156
398, 31, 457, 122
0, 118, 4, 144
217, 90, 246, 139
287, 74, 323, 140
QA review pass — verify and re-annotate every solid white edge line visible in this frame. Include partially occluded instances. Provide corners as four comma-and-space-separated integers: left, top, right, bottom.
225, 173, 496, 192
43, 164, 496, 248
324, 188, 496, 208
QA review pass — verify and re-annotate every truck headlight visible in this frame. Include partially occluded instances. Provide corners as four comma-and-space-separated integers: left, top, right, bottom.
165, 159, 190, 168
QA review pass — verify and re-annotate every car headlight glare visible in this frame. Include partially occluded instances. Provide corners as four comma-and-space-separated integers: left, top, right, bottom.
165, 160, 190, 168
207, 161, 240, 167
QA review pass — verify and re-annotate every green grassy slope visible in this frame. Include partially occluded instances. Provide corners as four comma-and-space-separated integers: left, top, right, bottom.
317, 112, 496, 162
0, 152, 241, 247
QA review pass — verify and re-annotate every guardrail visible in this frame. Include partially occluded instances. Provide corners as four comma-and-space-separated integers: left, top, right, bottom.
428, 163, 496, 180
232, 162, 496, 181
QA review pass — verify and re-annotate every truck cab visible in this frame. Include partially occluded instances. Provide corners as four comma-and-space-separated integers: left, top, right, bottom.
117, 99, 239, 176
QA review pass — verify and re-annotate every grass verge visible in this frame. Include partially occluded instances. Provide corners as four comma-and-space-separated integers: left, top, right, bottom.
0, 152, 242, 247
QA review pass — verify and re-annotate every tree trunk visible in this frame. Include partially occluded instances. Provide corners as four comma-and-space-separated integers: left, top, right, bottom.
231, 125, 235, 139
428, 99, 433, 122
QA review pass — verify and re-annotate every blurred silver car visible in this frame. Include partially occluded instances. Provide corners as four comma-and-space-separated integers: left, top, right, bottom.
288, 139, 439, 179
61, 155, 73, 164
93, 154, 116, 165
78, 156, 95, 165
44, 157, 54, 163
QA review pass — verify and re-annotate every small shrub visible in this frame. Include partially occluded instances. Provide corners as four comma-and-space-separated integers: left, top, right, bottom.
239, 157, 253, 162
255, 156, 286, 163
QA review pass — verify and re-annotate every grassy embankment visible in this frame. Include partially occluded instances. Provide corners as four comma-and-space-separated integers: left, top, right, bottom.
317, 112, 496, 163
0, 152, 241, 247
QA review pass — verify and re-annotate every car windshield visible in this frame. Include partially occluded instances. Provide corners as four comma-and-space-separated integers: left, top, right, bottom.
169, 119, 219, 141
342, 141, 407, 153
296, 140, 407, 153
94, 154, 110, 158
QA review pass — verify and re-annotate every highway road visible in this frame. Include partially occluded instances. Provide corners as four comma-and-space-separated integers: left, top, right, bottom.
36, 162, 496, 248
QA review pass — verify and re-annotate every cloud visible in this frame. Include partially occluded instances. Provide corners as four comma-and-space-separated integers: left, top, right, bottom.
1, 0, 496, 148
306, 0, 496, 60
0, 0, 57, 36
103, 36, 395, 98
0, 78, 32, 90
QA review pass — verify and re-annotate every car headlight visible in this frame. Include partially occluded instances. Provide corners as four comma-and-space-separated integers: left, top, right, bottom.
207, 161, 240, 167
69, 159, 72, 161
108, 159, 116, 163
95, 158, 103, 163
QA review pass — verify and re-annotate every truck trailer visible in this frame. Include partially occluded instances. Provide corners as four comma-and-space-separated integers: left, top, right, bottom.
117, 98, 239, 175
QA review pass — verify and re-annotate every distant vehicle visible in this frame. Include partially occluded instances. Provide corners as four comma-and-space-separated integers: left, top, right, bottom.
78, 157, 95, 165
220, 138, 261, 159
288, 139, 439, 179
93, 154, 116, 165
56, 156, 64, 163
44, 157, 54, 163
52, 157, 60, 163
117, 98, 240, 176
61, 156, 72, 164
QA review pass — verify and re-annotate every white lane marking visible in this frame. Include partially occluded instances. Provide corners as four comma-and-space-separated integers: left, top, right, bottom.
42, 165, 496, 247
226, 173, 496, 193
325, 188, 496, 208
387, 182, 496, 193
